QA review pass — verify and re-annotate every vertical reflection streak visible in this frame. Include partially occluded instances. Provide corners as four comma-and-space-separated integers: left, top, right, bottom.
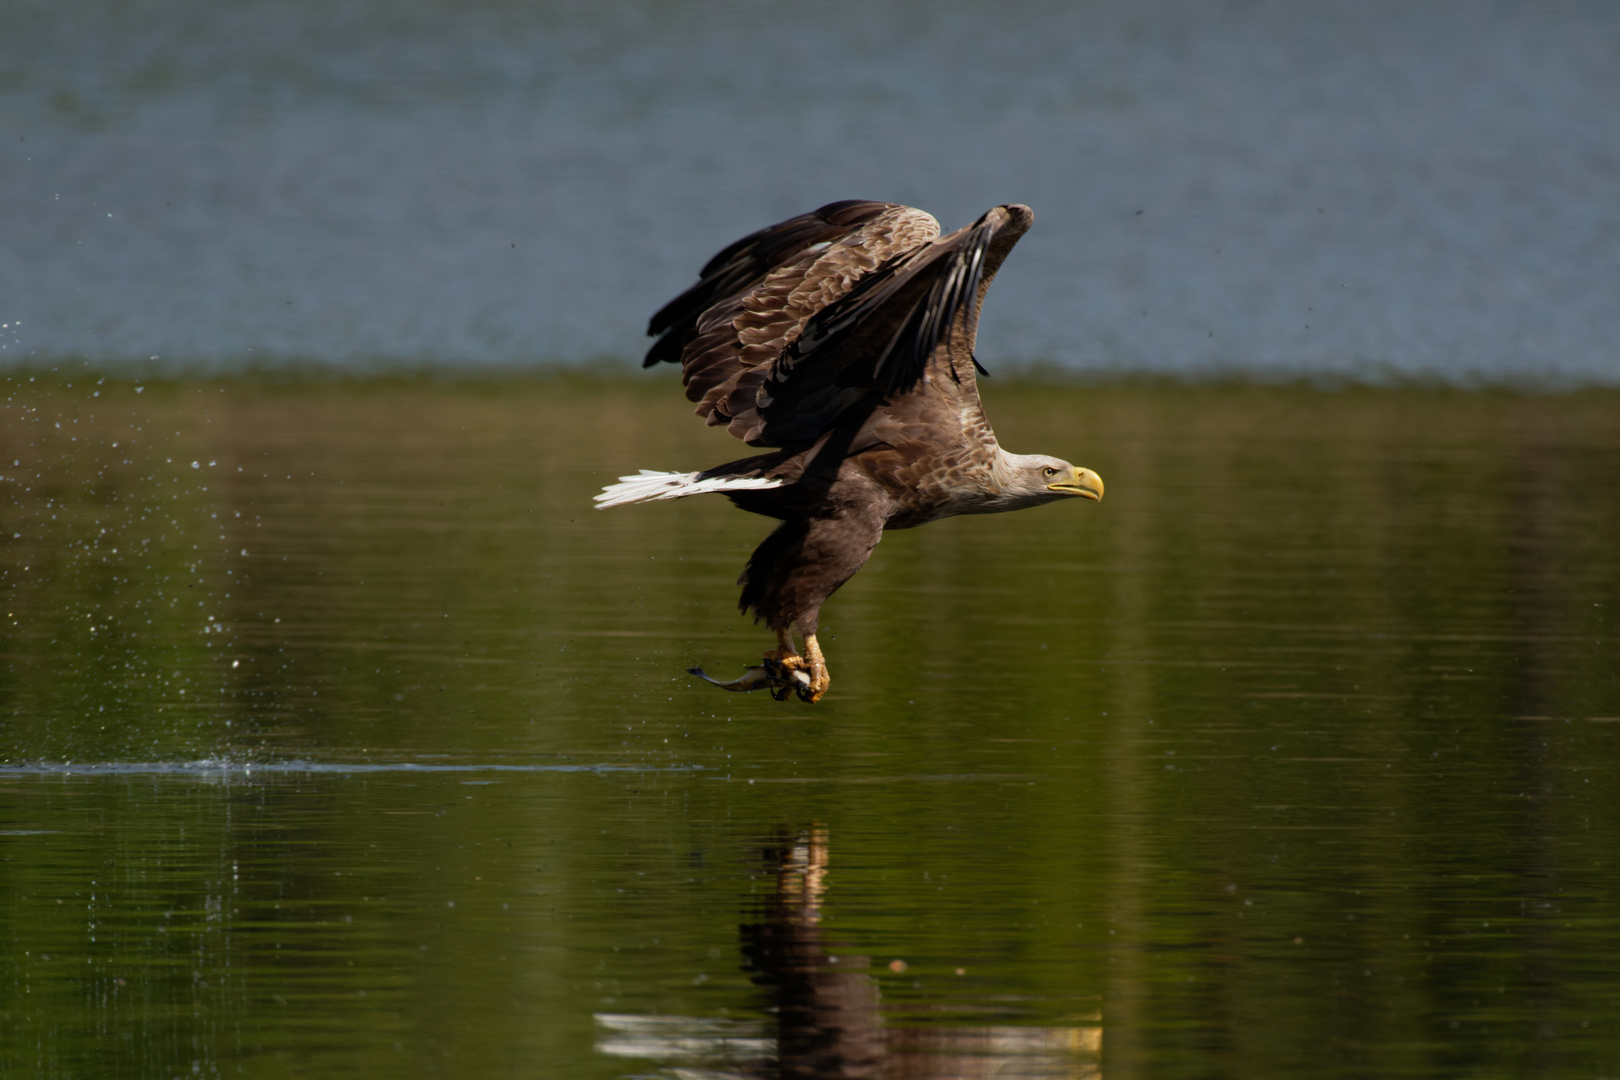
1098, 399, 1155, 1078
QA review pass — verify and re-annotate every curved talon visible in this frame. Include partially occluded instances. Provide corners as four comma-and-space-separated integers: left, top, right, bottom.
799, 633, 831, 703
760, 652, 810, 703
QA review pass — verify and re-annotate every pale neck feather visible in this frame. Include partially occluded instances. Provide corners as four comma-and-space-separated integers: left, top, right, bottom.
978, 448, 1052, 511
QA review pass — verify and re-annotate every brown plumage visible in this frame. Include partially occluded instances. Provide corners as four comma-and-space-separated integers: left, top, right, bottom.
597, 201, 1104, 702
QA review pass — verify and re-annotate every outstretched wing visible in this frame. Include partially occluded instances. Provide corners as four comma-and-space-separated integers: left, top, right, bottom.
645, 201, 940, 441
748, 208, 1015, 447
646, 200, 894, 368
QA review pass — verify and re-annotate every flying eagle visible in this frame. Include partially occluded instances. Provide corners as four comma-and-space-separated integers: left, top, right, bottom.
595, 201, 1103, 703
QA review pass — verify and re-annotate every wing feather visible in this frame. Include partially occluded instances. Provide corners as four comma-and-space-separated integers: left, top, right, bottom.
645, 200, 904, 369
744, 212, 1004, 446
643, 202, 1030, 452
644, 201, 940, 436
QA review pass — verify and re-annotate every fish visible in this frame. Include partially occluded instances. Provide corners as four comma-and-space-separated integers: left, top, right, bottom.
688, 656, 814, 701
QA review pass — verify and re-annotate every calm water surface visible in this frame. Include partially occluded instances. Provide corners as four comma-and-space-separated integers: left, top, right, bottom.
2, 376, 1618, 1077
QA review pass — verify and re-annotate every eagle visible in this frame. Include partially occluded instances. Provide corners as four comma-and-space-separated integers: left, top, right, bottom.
595, 201, 1103, 703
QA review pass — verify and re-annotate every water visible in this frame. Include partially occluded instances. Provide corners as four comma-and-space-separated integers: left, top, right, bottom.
2, 374, 1618, 1077
4, 0, 1620, 382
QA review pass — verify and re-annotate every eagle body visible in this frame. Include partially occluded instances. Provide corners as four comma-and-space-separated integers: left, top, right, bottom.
597, 201, 1103, 701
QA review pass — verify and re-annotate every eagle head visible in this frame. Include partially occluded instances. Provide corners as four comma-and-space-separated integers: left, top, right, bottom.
995, 452, 1105, 507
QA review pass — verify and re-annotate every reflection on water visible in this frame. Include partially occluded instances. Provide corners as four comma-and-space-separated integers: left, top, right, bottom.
598, 827, 1099, 1079
2, 375, 1619, 1077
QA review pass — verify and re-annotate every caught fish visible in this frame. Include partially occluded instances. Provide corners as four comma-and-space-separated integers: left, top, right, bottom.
688, 656, 814, 702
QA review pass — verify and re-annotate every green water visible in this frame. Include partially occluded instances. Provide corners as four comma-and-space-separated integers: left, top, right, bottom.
2, 375, 1618, 1078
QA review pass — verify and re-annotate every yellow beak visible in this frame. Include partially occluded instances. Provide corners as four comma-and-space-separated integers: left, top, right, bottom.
1047, 466, 1104, 501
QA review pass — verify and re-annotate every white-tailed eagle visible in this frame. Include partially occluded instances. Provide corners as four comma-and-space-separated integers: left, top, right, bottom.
596, 201, 1103, 702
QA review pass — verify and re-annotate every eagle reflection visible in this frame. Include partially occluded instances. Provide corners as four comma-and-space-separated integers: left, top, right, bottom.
740, 828, 883, 1078
596, 827, 1099, 1079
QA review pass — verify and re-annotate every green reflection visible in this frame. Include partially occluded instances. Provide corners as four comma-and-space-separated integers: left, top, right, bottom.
2, 375, 1618, 1078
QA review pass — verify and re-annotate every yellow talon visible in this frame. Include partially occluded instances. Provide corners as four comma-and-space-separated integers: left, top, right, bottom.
799, 634, 831, 703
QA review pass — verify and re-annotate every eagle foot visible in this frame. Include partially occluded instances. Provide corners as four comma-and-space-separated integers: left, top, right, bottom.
763, 649, 829, 704
799, 634, 831, 704
802, 667, 830, 704
762, 652, 814, 702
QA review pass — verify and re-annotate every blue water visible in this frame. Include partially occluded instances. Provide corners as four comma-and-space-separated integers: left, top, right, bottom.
3, 0, 1619, 382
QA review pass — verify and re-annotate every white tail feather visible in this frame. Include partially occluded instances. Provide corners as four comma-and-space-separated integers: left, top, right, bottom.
593, 469, 784, 509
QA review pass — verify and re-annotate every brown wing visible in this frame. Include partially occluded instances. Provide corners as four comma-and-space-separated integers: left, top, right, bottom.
748, 204, 1032, 448
645, 201, 940, 440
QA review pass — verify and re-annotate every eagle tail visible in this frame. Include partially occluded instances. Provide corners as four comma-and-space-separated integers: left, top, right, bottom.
593, 469, 784, 509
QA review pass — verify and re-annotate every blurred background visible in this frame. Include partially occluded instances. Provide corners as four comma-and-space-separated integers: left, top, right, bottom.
3, 0, 1618, 382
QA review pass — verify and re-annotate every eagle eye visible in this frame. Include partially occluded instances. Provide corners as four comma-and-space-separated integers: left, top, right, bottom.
1042, 466, 1057, 478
